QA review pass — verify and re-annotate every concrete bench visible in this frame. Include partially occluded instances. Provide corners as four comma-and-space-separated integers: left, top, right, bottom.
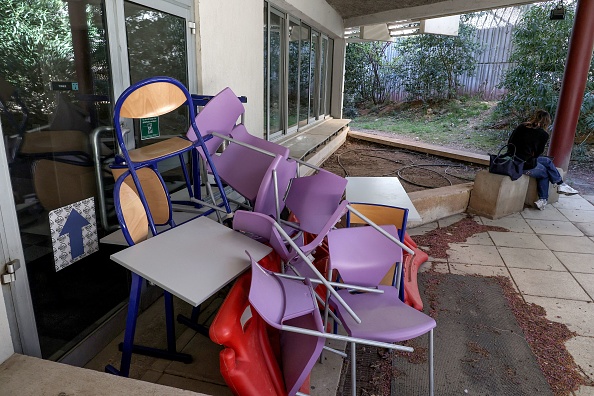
468, 170, 529, 219
524, 167, 564, 207
468, 168, 565, 219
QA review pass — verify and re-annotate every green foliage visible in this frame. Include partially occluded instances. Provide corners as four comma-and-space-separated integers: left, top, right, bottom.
344, 42, 398, 105
0, 0, 108, 128
496, 1, 594, 137
0, 0, 73, 119
393, 18, 482, 101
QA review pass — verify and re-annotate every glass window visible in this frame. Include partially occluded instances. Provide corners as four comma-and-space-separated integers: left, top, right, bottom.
310, 30, 319, 121
298, 24, 311, 128
287, 19, 300, 130
268, 11, 283, 137
319, 36, 328, 117
326, 38, 334, 116
263, 3, 268, 134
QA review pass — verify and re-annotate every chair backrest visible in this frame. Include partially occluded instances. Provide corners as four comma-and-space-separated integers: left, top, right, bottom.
186, 87, 245, 158
347, 203, 409, 242
111, 167, 172, 227
284, 169, 348, 235
327, 224, 402, 286
113, 175, 150, 246
253, 156, 298, 219
230, 124, 289, 158
113, 77, 195, 160
249, 257, 325, 396
209, 272, 286, 396
233, 210, 291, 262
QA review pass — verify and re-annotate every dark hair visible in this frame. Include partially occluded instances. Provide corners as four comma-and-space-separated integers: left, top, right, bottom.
524, 110, 552, 130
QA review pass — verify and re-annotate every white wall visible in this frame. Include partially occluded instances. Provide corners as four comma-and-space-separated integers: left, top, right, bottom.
272, 0, 343, 39
194, 0, 265, 137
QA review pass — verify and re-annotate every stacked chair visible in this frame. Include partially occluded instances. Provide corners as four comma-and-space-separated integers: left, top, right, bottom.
112, 76, 235, 233
109, 77, 437, 394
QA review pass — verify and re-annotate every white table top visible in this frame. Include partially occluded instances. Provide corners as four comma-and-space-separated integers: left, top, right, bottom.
110, 216, 271, 307
346, 177, 422, 222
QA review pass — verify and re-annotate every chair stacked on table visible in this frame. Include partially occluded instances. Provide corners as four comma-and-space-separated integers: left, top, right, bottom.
212, 168, 436, 396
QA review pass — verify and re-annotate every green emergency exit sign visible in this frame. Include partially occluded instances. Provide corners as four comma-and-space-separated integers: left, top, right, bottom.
140, 117, 160, 140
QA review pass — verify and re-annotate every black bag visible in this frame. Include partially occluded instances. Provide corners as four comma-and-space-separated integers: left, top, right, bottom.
489, 144, 525, 181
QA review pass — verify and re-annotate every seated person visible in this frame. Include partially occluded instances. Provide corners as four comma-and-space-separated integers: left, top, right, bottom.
508, 109, 578, 210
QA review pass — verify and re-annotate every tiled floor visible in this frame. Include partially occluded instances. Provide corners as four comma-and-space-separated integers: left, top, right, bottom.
86, 194, 594, 395
410, 194, 594, 395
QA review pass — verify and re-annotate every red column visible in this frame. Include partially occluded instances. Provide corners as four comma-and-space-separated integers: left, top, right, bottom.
549, 0, 594, 171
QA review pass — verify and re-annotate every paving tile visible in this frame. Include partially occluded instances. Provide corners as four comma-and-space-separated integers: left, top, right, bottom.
498, 247, 565, 271
582, 194, 594, 206
165, 333, 227, 385
554, 252, 594, 274
574, 222, 594, 237
157, 374, 233, 396
540, 235, 594, 254
573, 385, 594, 395
407, 222, 437, 236
437, 213, 471, 228
463, 232, 493, 246
488, 231, 548, 249
525, 219, 584, 236
449, 263, 511, 278
419, 261, 449, 273
565, 336, 594, 379
521, 205, 566, 221
558, 208, 594, 224
524, 296, 594, 337
573, 273, 594, 300
446, 244, 505, 266
508, 268, 591, 301
553, 195, 594, 211
140, 369, 164, 383
479, 215, 533, 233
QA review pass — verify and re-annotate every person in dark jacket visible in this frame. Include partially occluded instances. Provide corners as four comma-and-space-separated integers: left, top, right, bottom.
508, 109, 578, 210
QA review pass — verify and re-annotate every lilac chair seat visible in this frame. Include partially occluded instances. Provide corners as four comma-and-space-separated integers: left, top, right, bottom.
330, 286, 436, 343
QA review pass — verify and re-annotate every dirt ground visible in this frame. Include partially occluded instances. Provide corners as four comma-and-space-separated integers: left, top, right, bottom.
321, 136, 594, 196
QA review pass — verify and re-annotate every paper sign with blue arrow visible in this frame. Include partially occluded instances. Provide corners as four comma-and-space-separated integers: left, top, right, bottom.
49, 197, 99, 271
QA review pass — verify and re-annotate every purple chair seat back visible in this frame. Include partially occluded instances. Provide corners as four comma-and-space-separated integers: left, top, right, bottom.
186, 87, 245, 158
249, 257, 325, 396
284, 169, 348, 234
328, 225, 403, 286
231, 124, 290, 158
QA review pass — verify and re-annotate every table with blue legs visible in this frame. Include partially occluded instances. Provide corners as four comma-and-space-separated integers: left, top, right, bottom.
105, 216, 271, 377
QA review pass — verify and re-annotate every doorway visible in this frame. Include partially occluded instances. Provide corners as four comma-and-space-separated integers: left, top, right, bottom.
0, 0, 196, 363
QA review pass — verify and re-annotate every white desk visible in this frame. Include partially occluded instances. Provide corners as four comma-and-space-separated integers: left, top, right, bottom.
346, 177, 422, 222
110, 216, 271, 307
107, 216, 271, 377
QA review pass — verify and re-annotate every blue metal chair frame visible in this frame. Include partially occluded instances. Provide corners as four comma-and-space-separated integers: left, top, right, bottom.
112, 76, 232, 236
105, 169, 191, 377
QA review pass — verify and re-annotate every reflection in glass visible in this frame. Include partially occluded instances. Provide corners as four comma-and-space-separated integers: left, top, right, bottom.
288, 20, 300, 130
263, 4, 268, 136
124, 1, 188, 138
268, 13, 283, 136
319, 37, 328, 117
0, 0, 128, 360
326, 38, 334, 116
310, 31, 319, 120
298, 25, 311, 128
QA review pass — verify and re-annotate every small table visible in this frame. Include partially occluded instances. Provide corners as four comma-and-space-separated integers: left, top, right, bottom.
106, 216, 271, 377
346, 177, 422, 222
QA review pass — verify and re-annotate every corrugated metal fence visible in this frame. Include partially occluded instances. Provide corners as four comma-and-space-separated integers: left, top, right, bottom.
383, 24, 516, 102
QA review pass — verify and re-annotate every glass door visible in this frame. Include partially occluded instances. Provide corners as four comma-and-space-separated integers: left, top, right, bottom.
0, 0, 129, 361
0, 0, 196, 363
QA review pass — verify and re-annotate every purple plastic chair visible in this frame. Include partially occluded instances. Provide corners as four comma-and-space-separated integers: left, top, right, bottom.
248, 255, 417, 396
327, 225, 436, 396
248, 255, 325, 396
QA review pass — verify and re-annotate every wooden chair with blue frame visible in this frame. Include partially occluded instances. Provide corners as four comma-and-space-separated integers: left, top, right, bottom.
112, 76, 233, 235
105, 167, 193, 377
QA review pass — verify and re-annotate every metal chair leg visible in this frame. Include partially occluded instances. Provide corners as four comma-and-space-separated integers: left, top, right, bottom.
351, 342, 357, 396
429, 329, 434, 396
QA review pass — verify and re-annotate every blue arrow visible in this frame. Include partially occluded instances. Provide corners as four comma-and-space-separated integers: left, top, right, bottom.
59, 209, 90, 260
